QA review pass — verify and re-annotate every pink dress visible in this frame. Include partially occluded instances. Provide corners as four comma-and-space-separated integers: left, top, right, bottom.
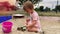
26, 11, 41, 30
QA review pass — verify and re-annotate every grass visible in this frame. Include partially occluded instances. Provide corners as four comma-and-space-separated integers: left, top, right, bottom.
11, 11, 60, 17
37, 11, 60, 17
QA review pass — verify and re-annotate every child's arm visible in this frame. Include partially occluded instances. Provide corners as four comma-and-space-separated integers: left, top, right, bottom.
26, 13, 38, 27
27, 15, 38, 27
26, 20, 37, 27
25, 18, 30, 25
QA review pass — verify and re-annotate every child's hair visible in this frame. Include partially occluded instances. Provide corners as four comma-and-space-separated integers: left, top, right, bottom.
16, 0, 19, 1
23, 1, 34, 10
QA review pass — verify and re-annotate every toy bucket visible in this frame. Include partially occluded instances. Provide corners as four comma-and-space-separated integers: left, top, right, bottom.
2, 21, 13, 33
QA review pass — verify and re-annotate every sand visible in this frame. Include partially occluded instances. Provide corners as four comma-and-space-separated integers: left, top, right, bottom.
0, 16, 60, 34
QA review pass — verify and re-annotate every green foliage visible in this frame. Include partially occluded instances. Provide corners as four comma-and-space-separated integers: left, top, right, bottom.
35, 6, 44, 12
52, 5, 60, 13
55, 5, 60, 11
34, 8, 40, 11
44, 7, 51, 12
19, 0, 42, 5
35, 6, 51, 12
39, 6, 44, 11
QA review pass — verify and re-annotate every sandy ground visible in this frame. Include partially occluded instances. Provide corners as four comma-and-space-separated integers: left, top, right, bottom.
0, 16, 60, 34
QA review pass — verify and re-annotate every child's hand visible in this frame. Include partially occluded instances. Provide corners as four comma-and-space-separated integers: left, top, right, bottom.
25, 18, 30, 25
26, 24, 33, 27
25, 22, 28, 25
26, 18, 30, 22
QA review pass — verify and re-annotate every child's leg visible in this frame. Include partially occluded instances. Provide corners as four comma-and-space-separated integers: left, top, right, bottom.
29, 27, 38, 32
27, 26, 38, 32
27, 26, 43, 32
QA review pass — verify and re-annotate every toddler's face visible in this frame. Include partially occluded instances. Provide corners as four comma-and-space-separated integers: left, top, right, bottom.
24, 8, 31, 13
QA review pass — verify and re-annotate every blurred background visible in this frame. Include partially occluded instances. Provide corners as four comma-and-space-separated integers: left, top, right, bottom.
0, 0, 60, 34
0, 0, 60, 16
